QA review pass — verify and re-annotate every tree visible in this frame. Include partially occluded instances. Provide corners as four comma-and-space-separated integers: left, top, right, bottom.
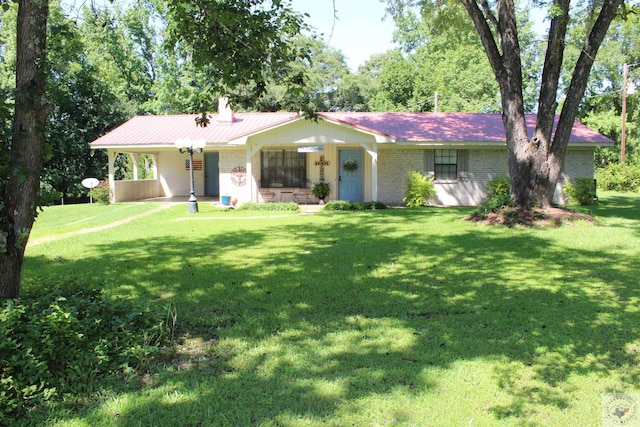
0, 0, 50, 298
391, 0, 627, 207
43, 3, 132, 202
580, 12, 640, 165
165, 0, 311, 119
467, 0, 627, 207
247, 36, 352, 112
389, 5, 502, 112
80, 2, 155, 114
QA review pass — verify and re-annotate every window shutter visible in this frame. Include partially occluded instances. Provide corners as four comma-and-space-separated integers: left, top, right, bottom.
458, 150, 469, 180
424, 150, 435, 177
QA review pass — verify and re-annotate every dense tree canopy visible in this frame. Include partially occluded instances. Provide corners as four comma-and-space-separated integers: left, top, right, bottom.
581, 11, 640, 165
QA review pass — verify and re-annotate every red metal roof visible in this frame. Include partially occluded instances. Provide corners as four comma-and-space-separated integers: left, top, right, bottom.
90, 112, 612, 147
320, 112, 612, 144
90, 112, 299, 147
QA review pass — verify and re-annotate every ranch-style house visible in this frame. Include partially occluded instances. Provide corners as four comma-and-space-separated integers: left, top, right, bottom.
90, 100, 612, 206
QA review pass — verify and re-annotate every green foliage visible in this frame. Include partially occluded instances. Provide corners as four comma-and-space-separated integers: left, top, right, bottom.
596, 162, 640, 192
311, 181, 331, 199
474, 175, 513, 219
89, 181, 111, 204
403, 170, 435, 207
487, 175, 511, 199
563, 178, 598, 205
236, 202, 299, 212
252, 36, 352, 112
324, 201, 388, 210
0, 287, 172, 421
378, 51, 416, 109
375, 4, 529, 113
164, 0, 311, 113
39, 181, 62, 206
0, 3, 133, 202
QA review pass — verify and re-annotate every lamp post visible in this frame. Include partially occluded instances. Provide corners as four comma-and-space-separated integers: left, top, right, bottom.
622, 63, 628, 164
175, 138, 206, 213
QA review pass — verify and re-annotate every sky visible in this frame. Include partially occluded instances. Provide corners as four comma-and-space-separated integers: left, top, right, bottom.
290, 1, 552, 72
84, 0, 551, 74
291, 0, 397, 71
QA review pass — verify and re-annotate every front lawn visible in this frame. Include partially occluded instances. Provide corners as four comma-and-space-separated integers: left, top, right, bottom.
17, 193, 640, 426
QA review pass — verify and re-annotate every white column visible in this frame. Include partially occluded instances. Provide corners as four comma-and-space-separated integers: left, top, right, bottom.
150, 154, 158, 180
361, 143, 378, 201
248, 143, 265, 203
371, 144, 378, 201
108, 150, 116, 203
246, 146, 254, 202
130, 153, 140, 180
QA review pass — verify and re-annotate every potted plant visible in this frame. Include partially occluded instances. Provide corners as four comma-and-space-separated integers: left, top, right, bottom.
311, 181, 331, 204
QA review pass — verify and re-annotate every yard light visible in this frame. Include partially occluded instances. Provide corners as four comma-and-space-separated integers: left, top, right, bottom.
175, 138, 206, 213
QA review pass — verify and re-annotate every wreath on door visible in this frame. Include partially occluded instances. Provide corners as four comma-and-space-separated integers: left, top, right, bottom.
342, 158, 359, 172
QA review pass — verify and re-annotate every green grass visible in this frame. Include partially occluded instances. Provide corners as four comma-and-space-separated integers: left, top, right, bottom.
19, 193, 640, 426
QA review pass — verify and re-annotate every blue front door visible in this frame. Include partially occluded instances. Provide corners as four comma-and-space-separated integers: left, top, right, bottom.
339, 149, 363, 201
205, 153, 219, 197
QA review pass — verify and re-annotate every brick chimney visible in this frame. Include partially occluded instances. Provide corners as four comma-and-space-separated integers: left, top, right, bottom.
218, 97, 235, 123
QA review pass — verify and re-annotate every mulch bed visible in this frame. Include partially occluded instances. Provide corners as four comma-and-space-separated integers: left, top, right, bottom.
467, 206, 594, 228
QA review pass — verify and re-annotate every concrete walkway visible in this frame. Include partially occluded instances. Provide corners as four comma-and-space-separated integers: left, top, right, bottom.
28, 199, 326, 248
28, 203, 173, 247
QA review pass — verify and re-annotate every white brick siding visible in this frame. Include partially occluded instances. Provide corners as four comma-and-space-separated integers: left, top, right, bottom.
219, 150, 249, 201
378, 147, 596, 206
553, 149, 596, 204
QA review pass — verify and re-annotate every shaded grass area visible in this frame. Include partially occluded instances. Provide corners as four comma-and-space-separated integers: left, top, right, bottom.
19, 193, 640, 426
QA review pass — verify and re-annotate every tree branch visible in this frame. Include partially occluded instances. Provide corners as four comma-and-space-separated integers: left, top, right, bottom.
460, 0, 503, 78
478, 0, 499, 36
552, 0, 624, 156
535, 0, 570, 144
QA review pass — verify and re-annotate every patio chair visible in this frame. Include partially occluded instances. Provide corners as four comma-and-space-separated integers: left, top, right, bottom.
293, 179, 313, 204
293, 190, 313, 204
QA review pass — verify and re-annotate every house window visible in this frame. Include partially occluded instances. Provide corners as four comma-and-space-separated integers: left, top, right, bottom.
425, 149, 468, 182
434, 149, 458, 181
260, 149, 307, 188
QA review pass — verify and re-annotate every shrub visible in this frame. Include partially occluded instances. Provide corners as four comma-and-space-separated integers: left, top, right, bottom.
0, 287, 173, 421
236, 202, 299, 212
563, 178, 597, 206
403, 170, 435, 207
89, 180, 110, 204
39, 182, 62, 206
596, 162, 640, 192
324, 201, 387, 210
474, 175, 513, 219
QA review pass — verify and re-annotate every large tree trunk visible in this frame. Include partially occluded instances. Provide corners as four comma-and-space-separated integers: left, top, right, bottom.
462, 0, 623, 209
0, 0, 49, 299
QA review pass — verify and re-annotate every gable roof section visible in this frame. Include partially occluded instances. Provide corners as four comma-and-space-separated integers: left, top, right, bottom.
90, 112, 612, 148
90, 112, 299, 148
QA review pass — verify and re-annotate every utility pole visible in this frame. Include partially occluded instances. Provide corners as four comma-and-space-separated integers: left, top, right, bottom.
434, 92, 439, 113
621, 63, 628, 163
